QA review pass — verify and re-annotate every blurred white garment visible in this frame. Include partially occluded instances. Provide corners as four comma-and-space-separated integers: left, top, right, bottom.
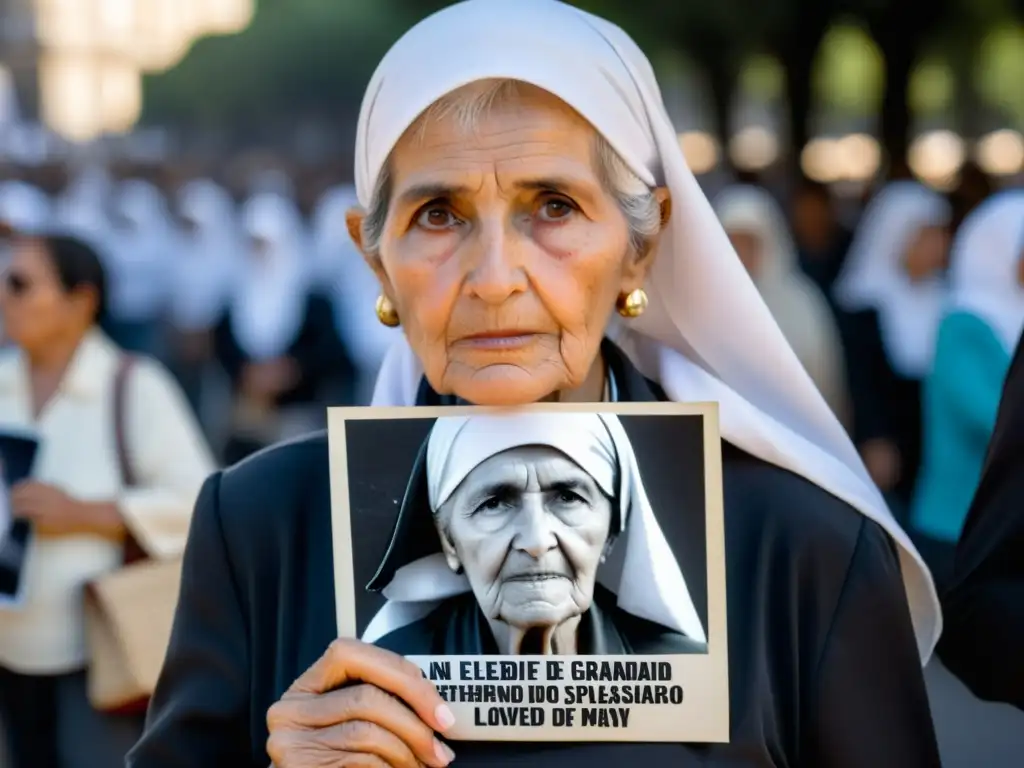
834, 181, 952, 379
714, 185, 850, 421
106, 179, 177, 322
53, 166, 114, 252
0, 181, 52, 235
170, 180, 243, 332
946, 190, 1024, 352
312, 184, 400, 381
233, 193, 311, 360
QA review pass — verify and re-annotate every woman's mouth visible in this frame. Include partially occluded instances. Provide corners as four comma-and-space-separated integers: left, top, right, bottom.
455, 331, 541, 350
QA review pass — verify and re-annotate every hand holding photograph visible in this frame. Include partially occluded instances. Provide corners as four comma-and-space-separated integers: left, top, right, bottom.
328, 402, 728, 743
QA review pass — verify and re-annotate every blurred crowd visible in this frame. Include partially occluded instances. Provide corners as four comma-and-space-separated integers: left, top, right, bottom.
0, 157, 1006, 536
0, 159, 402, 466
0, 150, 1020, 764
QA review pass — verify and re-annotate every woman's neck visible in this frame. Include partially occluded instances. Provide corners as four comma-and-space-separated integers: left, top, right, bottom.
489, 617, 582, 655
26, 332, 84, 376
25, 331, 86, 417
545, 352, 606, 403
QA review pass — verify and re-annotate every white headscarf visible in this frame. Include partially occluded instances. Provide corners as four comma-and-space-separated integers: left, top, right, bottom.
170, 179, 244, 332
232, 192, 311, 360
947, 190, 1024, 352
362, 412, 706, 646
714, 185, 849, 419
361, 0, 939, 661
0, 181, 52, 234
313, 184, 401, 378
106, 179, 177, 321
834, 181, 951, 379
53, 165, 113, 251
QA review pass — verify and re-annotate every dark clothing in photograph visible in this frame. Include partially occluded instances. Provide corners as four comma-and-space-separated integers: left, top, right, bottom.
374, 584, 707, 656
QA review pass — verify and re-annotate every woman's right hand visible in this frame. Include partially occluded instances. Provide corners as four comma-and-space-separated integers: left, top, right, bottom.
266, 638, 457, 768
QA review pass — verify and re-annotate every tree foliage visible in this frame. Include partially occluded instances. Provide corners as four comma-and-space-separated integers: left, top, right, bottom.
142, 0, 1023, 161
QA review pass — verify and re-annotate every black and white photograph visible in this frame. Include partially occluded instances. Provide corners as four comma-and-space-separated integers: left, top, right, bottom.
0, 431, 40, 608
328, 403, 729, 743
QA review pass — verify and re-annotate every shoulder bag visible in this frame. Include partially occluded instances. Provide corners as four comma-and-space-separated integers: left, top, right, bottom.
83, 356, 185, 715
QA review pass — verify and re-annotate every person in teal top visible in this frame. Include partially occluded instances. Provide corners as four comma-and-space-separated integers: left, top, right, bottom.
911, 190, 1024, 587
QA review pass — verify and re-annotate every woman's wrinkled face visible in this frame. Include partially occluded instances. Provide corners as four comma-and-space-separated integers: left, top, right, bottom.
437, 445, 613, 630
0, 239, 91, 350
351, 85, 658, 405
725, 229, 763, 278
902, 225, 950, 281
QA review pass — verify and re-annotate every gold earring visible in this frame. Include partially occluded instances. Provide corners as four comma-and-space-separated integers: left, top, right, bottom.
616, 288, 648, 318
375, 295, 400, 327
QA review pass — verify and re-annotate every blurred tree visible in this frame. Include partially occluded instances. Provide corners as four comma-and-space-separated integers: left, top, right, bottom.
769, 0, 842, 167
143, 0, 1023, 170
856, 0, 955, 175
143, 0, 420, 140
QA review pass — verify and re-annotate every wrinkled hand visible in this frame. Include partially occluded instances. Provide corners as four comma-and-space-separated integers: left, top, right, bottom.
267, 638, 456, 768
860, 439, 902, 493
10, 481, 90, 536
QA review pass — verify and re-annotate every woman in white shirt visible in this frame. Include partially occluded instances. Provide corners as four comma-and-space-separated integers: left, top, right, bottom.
0, 233, 216, 768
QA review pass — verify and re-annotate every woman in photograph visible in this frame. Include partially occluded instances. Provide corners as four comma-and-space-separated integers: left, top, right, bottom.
131, 1, 940, 766
365, 412, 706, 656
911, 191, 1024, 588
832, 181, 951, 513
0, 233, 215, 768
714, 185, 849, 421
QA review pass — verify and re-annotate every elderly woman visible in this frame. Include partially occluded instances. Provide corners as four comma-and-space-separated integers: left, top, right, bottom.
130, 2, 940, 767
366, 412, 707, 657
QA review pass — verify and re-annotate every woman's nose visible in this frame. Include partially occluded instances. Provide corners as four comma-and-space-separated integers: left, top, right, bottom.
512, 495, 558, 559
463, 218, 528, 305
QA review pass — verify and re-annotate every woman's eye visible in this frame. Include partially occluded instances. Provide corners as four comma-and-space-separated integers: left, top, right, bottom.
555, 490, 585, 506
538, 198, 575, 222
416, 206, 459, 230
475, 497, 510, 515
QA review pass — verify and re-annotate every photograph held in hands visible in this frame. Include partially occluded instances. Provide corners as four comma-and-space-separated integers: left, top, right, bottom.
327, 402, 728, 743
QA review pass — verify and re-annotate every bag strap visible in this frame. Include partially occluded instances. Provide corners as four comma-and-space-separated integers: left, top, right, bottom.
112, 355, 148, 565
113, 355, 137, 489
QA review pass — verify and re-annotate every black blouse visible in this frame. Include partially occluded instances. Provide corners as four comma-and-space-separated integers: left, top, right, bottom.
129, 342, 939, 767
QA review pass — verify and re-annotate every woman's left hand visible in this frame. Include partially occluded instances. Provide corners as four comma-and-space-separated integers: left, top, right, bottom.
10, 481, 120, 538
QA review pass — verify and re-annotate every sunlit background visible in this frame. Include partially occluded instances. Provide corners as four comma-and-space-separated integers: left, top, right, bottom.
0, 0, 1019, 197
